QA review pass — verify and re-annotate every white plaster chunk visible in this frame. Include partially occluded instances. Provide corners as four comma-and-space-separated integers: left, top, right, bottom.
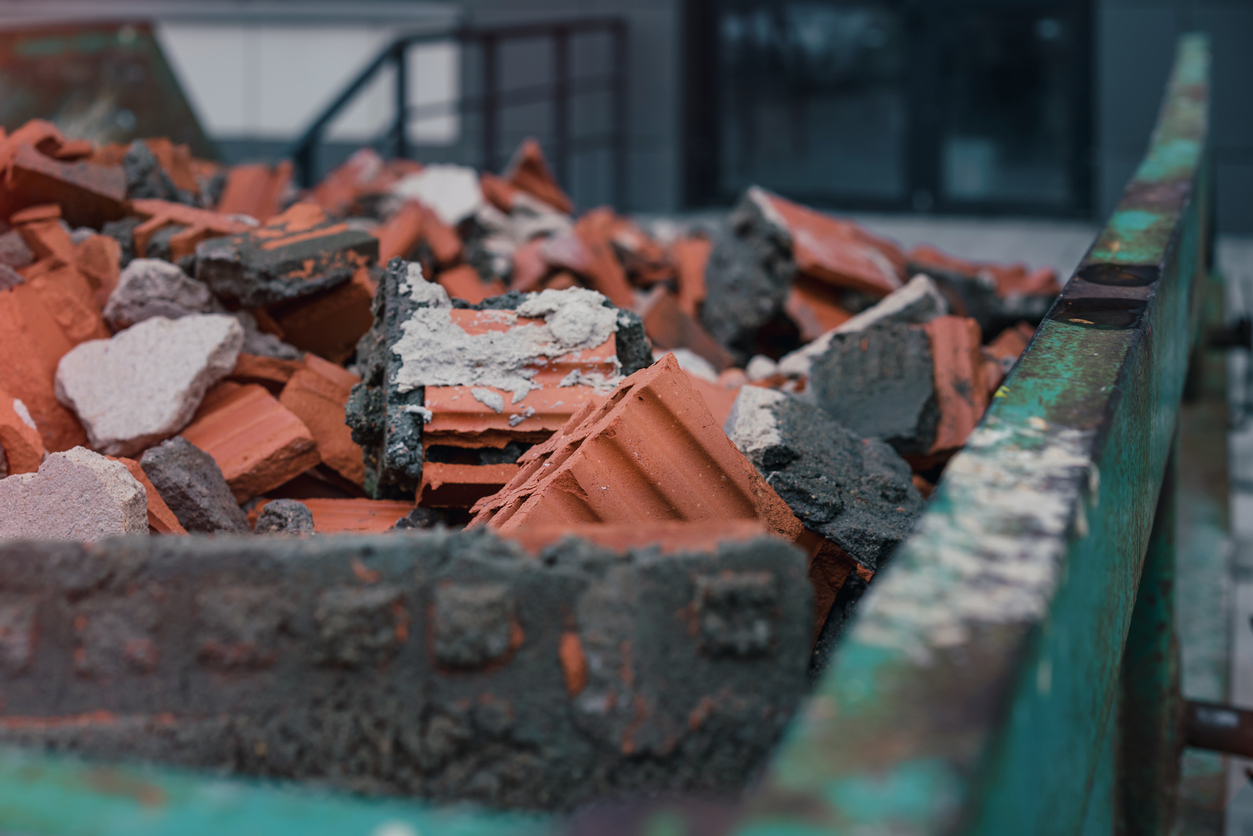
745, 355, 779, 381
723, 385, 789, 460
0, 446, 148, 540
777, 274, 949, 378
391, 164, 484, 226
655, 348, 718, 383
54, 314, 244, 458
392, 284, 621, 403
471, 388, 505, 414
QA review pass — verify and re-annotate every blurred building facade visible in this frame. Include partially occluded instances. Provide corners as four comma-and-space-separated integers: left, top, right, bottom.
0, 0, 1249, 231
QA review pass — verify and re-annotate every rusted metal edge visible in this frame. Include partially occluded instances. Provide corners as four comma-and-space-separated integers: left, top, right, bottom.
730, 33, 1212, 836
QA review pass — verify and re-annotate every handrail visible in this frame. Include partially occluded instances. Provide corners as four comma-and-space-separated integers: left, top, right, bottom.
287, 17, 628, 206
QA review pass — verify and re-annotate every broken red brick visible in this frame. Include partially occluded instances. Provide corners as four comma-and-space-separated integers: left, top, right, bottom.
981, 321, 1036, 399
922, 316, 988, 455
253, 497, 415, 533
143, 138, 199, 195
505, 138, 573, 214
436, 264, 506, 304
215, 160, 293, 222
374, 200, 425, 263
14, 208, 76, 266
72, 235, 123, 308
607, 215, 673, 287
672, 236, 711, 317
420, 462, 523, 509
785, 279, 854, 343
270, 266, 377, 365
180, 381, 320, 502
111, 455, 188, 535
227, 353, 303, 393
638, 286, 735, 372
130, 199, 255, 262
750, 188, 905, 296
510, 236, 549, 292
469, 353, 804, 542
279, 354, 365, 486
480, 172, 518, 212
906, 244, 1063, 298
0, 281, 91, 451
540, 271, 578, 291
309, 149, 390, 216
0, 140, 127, 229
0, 385, 45, 475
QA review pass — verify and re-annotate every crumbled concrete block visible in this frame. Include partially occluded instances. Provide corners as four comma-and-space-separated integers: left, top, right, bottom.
122, 141, 193, 205
0, 528, 810, 809
103, 258, 225, 331
348, 259, 648, 499
698, 214, 795, 364
808, 321, 937, 457
195, 203, 378, 308
139, 436, 249, 534
54, 314, 244, 457
725, 386, 922, 571
777, 273, 948, 379
254, 498, 314, 534
0, 446, 147, 540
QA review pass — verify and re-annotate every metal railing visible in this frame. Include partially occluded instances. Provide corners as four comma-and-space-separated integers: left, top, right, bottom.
288, 18, 629, 209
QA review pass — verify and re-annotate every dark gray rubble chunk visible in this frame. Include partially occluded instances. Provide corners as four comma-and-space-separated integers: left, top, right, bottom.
102, 217, 141, 268
0, 529, 811, 811
140, 436, 249, 534
808, 320, 939, 458
725, 386, 923, 571
698, 200, 796, 364
254, 499, 314, 534
195, 212, 379, 308
0, 229, 34, 270
122, 141, 195, 205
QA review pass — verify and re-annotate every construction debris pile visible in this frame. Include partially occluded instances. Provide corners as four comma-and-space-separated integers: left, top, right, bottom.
0, 121, 1060, 809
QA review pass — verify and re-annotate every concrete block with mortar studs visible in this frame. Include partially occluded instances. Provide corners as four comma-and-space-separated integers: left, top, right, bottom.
0, 528, 809, 810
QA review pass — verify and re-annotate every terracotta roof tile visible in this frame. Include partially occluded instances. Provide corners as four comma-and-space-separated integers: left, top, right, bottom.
227, 353, 303, 392
923, 315, 988, 455
130, 199, 254, 262
638, 286, 735, 372
253, 497, 414, 533
436, 264, 506, 304
279, 354, 365, 486
180, 381, 319, 501
469, 353, 803, 541
270, 266, 376, 364
215, 160, 292, 222
505, 138, 572, 214
785, 279, 854, 343
671, 236, 711, 316
754, 188, 905, 296
0, 143, 126, 229
420, 462, 522, 508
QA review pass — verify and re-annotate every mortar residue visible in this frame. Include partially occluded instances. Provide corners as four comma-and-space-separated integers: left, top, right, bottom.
392, 276, 621, 403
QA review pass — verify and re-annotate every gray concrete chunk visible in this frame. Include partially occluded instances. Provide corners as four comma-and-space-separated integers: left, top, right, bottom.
0, 447, 148, 540
254, 499, 314, 534
103, 258, 225, 331
726, 385, 923, 570
140, 436, 249, 534
55, 314, 244, 458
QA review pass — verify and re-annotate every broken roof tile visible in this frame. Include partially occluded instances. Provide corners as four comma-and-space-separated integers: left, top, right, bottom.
269, 265, 376, 365
437, 264, 506, 304
279, 353, 365, 486
745, 187, 905, 296
0, 386, 45, 475
130, 198, 255, 262
503, 519, 770, 556
639, 286, 735, 372
0, 143, 127, 229
785, 279, 854, 343
922, 315, 988, 455
420, 462, 522, 509
469, 353, 803, 541
180, 381, 320, 502
505, 138, 573, 214
672, 235, 711, 317
215, 160, 293, 222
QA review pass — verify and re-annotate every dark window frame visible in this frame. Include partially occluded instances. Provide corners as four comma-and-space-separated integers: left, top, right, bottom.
683, 0, 1094, 218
